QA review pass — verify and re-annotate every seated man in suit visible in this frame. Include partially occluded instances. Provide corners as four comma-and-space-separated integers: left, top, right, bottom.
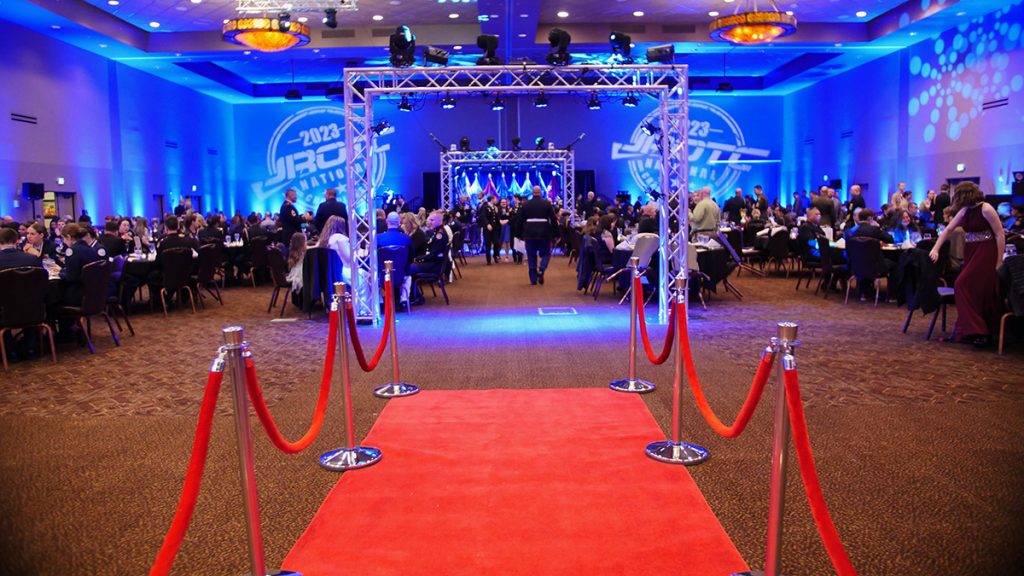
197, 215, 226, 245
377, 212, 413, 267
98, 221, 127, 258
797, 207, 826, 260
0, 227, 42, 271
850, 209, 895, 244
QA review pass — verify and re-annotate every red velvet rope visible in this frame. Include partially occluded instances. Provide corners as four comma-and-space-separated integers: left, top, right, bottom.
635, 276, 675, 365
345, 278, 393, 372
679, 306, 775, 438
241, 308, 338, 454
149, 368, 223, 576
784, 368, 858, 576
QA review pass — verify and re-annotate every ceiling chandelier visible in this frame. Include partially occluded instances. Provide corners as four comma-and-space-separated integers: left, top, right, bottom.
223, 17, 311, 52
709, 0, 797, 45
223, 1, 358, 52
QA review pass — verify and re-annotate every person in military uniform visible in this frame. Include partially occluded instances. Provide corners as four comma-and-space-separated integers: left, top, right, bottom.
59, 223, 102, 306
477, 195, 501, 265
515, 186, 559, 285
98, 220, 127, 258
278, 188, 309, 254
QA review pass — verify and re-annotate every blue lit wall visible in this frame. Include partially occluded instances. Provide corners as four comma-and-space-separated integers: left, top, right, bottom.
784, 0, 1024, 208
232, 93, 783, 215
0, 20, 236, 221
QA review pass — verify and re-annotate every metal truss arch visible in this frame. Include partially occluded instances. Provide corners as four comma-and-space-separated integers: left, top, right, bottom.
343, 64, 688, 325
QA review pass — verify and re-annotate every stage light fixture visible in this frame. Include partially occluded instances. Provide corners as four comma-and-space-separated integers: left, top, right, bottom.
459, 136, 471, 151
641, 121, 660, 136
534, 94, 549, 108
486, 138, 496, 147
278, 12, 291, 32
284, 88, 302, 100
609, 31, 632, 61
587, 93, 601, 110
622, 93, 639, 107
372, 120, 391, 135
716, 82, 734, 93
476, 34, 502, 65
491, 95, 505, 111
323, 8, 337, 29
389, 25, 416, 67
535, 137, 546, 150
325, 86, 344, 100
424, 46, 449, 65
512, 137, 522, 151
441, 93, 456, 109
646, 43, 675, 64
546, 28, 572, 66
397, 95, 413, 112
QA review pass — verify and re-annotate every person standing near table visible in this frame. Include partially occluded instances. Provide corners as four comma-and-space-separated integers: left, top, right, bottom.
516, 186, 558, 285
929, 181, 1005, 346
278, 188, 308, 252
477, 195, 500, 265
314, 187, 349, 234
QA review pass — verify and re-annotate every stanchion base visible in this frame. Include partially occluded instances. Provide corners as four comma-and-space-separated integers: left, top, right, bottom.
254, 570, 302, 576
730, 572, 787, 576
609, 378, 656, 394
645, 440, 709, 466
319, 446, 382, 472
374, 382, 420, 398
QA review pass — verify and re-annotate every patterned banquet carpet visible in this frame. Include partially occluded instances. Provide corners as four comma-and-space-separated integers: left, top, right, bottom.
0, 253, 1022, 575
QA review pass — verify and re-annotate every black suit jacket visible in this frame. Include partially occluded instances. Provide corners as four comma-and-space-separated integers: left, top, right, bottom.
314, 199, 349, 232
932, 193, 951, 223
851, 223, 894, 244
279, 200, 304, 241
98, 234, 126, 258
0, 248, 43, 272
156, 234, 199, 265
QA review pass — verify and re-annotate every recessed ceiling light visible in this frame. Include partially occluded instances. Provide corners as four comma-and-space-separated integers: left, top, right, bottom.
298, 16, 308, 22
909, 31, 918, 36
107, 0, 118, 5
633, 10, 644, 17
243, 50, 251, 55
390, 0, 401, 4
372, 14, 383, 21
190, 0, 202, 4
518, 33, 526, 37
556, 10, 569, 18
955, 11, 966, 16
834, 43, 843, 47
223, 19, 229, 23
453, 45, 462, 50
313, 48, 320, 53
99, 43, 107, 48
50, 24, 61, 29
786, 11, 793, 16
855, 11, 867, 18
520, 13, 529, 18
723, 0, 734, 3
490, 14, 499, 18
709, 11, 719, 17
149, 21, 160, 28
449, 13, 459, 18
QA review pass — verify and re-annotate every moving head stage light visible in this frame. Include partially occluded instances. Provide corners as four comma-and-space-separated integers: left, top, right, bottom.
546, 28, 572, 66
646, 44, 675, 64
477, 34, 502, 65
389, 26, 416, 67
609, 31, 632, 62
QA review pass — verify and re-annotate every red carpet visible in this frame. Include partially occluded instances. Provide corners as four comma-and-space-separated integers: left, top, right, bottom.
283, 389, 748, 575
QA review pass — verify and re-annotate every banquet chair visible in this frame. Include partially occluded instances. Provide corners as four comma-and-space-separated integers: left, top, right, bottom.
567, 227, 582, 267
378, 245, 411, 314
451, 229, 468, 267
815, 238, 849, 299
106, 254, 135, 337
0, 267, 56, 369
194, 244, 225, 307
156, 248, 199, 316
412, 260, 450, 305
794, 237, 822, 290
589, 240, 619, 300
248, 235, 270, 287
766, 229, 792, 277
845, 237, 885, 306
59, 260, 119, 354
265, 245, 292, 317
616, 233, 660, 305
687, 243, 710, 310
448, 232, 463, 280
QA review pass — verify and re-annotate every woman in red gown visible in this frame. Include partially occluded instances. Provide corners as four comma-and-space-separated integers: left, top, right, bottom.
929, 182, 1005, 345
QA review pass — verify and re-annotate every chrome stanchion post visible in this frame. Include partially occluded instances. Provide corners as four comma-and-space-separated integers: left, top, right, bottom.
610, 257, 656, 394
319, 284, 383, 472
374, 260, 420, 399
222, 327, 300, 576
645, 275, 708, 465
732, 321, 798, 576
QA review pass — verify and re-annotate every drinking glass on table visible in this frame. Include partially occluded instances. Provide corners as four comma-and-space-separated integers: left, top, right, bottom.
234, 233, 241, 244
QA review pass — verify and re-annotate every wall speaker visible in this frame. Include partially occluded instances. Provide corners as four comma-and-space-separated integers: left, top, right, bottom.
21, 182, 44, 201
829, 179, 843, 190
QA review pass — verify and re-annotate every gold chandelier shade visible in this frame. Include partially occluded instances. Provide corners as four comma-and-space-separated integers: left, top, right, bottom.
223, 17, 311, 52
709, 10, 797, 45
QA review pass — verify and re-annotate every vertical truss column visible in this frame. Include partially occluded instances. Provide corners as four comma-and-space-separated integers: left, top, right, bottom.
658, 76, 689, 323
563, 152, 575, 225
440, 153, 453, 210
344, 73, 380, 325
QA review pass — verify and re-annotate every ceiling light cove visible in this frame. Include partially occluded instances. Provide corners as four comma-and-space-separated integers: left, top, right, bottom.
556, 11, 569, 18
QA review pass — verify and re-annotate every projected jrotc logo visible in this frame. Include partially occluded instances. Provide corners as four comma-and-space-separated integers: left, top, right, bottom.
253, 106, 389, 211
612, 100, 770, 199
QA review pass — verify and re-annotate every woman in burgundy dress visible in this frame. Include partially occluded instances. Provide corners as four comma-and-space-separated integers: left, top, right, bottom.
929, 182, 1005, 345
